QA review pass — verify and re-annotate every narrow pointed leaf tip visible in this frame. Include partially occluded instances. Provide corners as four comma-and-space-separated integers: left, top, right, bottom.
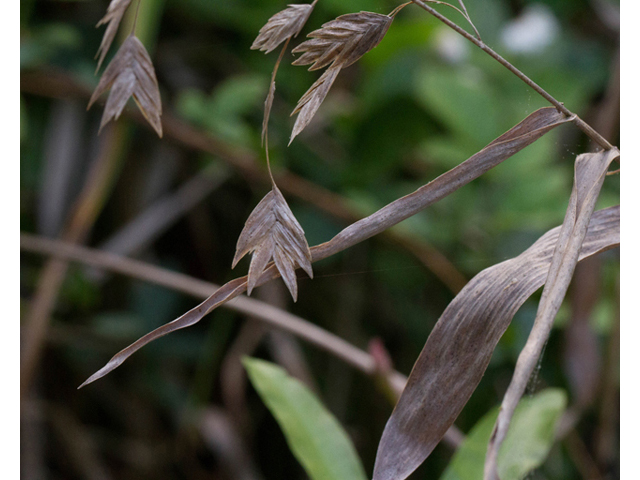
289, 11, 395, 143
95, 0, 133, 71
88, 35, 163, 137
233, 186, 313, 301
251, 1, 318, 54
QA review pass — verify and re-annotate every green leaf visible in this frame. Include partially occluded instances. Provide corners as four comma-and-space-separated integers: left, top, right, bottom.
176, 74, 266, 145
243, 357, 368, 480
441, 389, 567, 480
414, 65, 503, 148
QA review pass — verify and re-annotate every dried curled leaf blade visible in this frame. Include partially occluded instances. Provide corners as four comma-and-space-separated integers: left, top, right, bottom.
372, 206, 619, 480
79, 108, 570, 388
484, 148, 619, 480
233, 186, 312, 300
251, 1, 317, 54
78, 277, 249, 388
319, 108, 570, 252
95, 0, 133, 71
88, 35, 163, 137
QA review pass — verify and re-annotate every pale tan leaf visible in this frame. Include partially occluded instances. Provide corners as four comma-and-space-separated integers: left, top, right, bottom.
88, 34, 163, 137
372, 206, 620, 480
484, 147, 620, 480
251, 1, 318, 54
291, 11, 394, 70
233, 186, 313, 301
95, 0, 133, 71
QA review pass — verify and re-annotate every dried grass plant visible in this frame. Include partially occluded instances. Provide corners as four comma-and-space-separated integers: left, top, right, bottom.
59, 0, 619, 478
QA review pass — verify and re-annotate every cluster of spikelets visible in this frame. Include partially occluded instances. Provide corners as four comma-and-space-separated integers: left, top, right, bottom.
89, 0, 162, 137
89, 0, 405, 301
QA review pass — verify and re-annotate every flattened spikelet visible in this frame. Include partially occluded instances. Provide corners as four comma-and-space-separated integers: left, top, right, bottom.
95, 0, 133, 71
233, 186, 313, 301
289, 11, 395, 143
292, 12, 393, 70
251, 1, 318, 54
289, 65, 340, 145
88, 35, 163, 137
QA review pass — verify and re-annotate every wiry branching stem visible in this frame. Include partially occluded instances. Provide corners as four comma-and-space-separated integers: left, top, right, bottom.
411, 0, 615, 151
455, 0, 481, 40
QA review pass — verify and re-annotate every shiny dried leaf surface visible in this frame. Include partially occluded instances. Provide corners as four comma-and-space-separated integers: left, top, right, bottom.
95, 0, 133, 71
372, 206, 619, 480
88, 34, 163, 137
233, 186, 313, 301
484, 147, 620, 480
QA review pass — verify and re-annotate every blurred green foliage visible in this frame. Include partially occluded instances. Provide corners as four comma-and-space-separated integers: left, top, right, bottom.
20, 0, 619, 479
441, 389, 567, 480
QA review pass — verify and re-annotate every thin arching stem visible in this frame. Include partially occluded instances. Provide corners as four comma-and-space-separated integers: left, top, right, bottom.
455, 0, 482, 41
410, 0, 614, 151
131, 0, 142, 34
263, 37, 291, 184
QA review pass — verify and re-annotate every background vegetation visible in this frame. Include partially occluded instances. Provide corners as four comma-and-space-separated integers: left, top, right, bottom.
20, 0, 619, 478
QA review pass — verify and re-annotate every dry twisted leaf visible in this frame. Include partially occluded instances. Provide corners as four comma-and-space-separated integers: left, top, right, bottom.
251, 1, 318, 54
88, 34, 163, 137
75, 108, 569, 388
95, 0, 133, 71
372, 206, 619, 480
484, 147, 620, 480
289, 10, 397, 143
233, 185, 313, 301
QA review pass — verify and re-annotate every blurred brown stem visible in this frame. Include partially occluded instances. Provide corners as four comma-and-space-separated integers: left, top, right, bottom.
20, 232, 465, 449
20, 124, 127, 398
21, 233, 407, 393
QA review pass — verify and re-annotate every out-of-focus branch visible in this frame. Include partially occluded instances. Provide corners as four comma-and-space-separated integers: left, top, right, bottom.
20, 69, 468, 294
20, 124, 127, 398
21, 233, 406, 393
20, 232, 465, 448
